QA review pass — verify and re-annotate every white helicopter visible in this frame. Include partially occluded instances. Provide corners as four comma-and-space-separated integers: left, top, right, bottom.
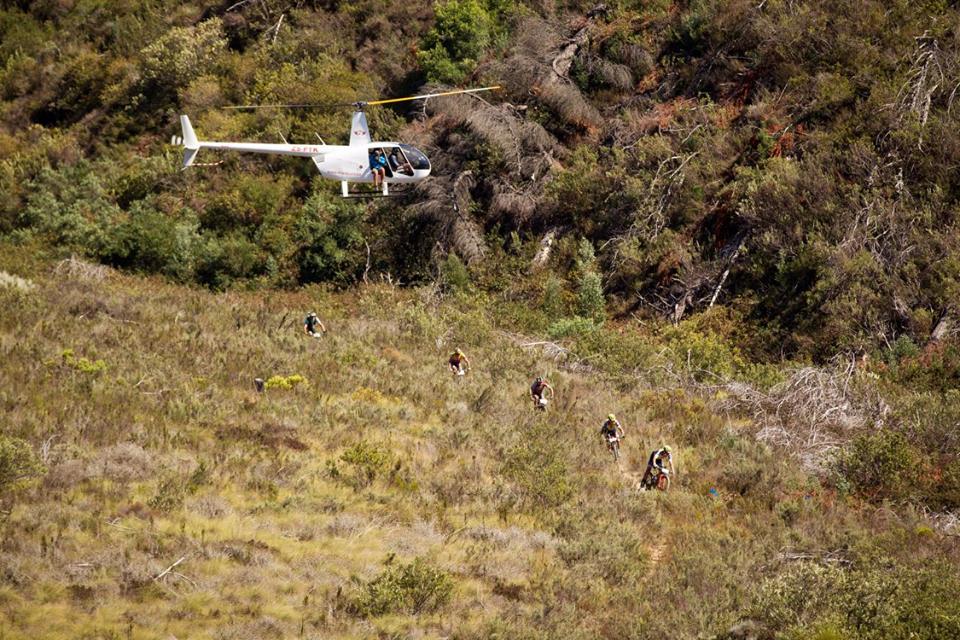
173, 86, 500, 198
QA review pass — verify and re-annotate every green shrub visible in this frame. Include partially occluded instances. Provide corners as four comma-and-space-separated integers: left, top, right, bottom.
338, 441, 393, 490
194, 232, 267, 289
350, 557, 453, 616
148, 476, 184, 512
0, 10, 50, 64
576, 271, 606, 322
502, 437, 574, 510
930, 459, 960, 511
547, 315, 597, 340
139, 19, 226, 99
61, 349, 107, 375
264, 374, 307, 390
541, 275, 567, 320
418, 0, 494, 83
890, 340, 960, 392
95, 200, 198, 280
0, 435, 44, 492
441, 252, 471, 292
887, 335, 920, 365
574, 238, 606, 322
19, 164, 121, 248
661, 323, 745, 382
838, 430, 917, 500
753, 562, 960, 640
294, 190, 365, 285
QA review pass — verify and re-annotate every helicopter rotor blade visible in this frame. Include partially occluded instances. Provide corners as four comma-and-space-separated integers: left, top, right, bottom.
221, 86, 501, 111
365, 85, 501, 106
221, 103, 344, 110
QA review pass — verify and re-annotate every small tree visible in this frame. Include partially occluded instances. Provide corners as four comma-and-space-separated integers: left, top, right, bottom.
541, 275, 566, 320
294, 190, 366, 285
575, 238, 606, 322
139, 19, 226, 99
418, 0, 493, 83
0, 435, 44, 493
441, 252, 471, 292
351, 558, 453, 616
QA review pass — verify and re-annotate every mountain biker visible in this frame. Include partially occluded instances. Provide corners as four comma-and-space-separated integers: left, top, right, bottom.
599, 414, 624, 443
641, 445, 674, 488
448, 348, 471, 375
303, 312, 326, 338
530, 376, 554, 409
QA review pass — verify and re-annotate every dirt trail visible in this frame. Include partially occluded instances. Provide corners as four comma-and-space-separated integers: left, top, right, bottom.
620, 467, 645, 490
646, 538, 667, 575
619, 464, 669, 574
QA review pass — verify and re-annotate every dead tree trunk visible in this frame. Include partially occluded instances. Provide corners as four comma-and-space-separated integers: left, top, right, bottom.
531, 228, 558, 271
931, 310, 952, 342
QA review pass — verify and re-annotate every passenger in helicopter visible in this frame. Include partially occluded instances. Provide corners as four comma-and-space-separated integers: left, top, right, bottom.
388, 148, 414, 176
368, 148, 387, 187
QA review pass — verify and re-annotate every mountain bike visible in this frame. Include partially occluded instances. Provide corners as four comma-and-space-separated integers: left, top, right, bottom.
640, 465, 671, 491
605, 434, 622, 462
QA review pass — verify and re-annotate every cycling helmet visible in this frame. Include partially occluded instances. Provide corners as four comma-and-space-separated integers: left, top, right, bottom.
662, 445, 672, 453
308, 311, 317, 317
535, 375, 543, 382
608, 414, 616, 421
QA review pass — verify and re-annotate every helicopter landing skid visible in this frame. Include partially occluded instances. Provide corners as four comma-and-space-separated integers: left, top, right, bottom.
341, 191, 410, 199
341, 180, 412, 198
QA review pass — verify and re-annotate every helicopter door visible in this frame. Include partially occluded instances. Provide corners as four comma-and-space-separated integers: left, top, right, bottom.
384, 146, 415, 177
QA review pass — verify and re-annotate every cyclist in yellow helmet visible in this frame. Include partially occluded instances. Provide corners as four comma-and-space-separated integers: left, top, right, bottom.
599, 414, 624, 441
448, 348, 471, 376
641, 444, 674, 489
600, 414, 625, 460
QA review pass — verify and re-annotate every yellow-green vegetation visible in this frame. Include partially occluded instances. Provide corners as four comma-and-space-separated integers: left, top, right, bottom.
1, 248, 959, 639
60, 348, 108, 375
263, 374, 307, 390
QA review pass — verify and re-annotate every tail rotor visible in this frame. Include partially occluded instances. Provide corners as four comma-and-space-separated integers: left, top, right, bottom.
178, 115, 200, 169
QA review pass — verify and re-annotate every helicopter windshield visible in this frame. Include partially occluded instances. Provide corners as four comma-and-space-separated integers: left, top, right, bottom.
398, 144, 430, 171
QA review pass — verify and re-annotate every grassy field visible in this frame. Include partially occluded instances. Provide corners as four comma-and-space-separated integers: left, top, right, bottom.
1, 245, 958, 640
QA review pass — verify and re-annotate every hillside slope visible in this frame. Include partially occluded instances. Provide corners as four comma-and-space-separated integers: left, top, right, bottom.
3, 1, 960, 360
2, 246, 959, 639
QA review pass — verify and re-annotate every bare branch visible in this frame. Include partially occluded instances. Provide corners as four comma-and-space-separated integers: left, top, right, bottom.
154, 556, 186, 581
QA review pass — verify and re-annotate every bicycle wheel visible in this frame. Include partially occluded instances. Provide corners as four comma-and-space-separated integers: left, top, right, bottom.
656, 473, 670, 491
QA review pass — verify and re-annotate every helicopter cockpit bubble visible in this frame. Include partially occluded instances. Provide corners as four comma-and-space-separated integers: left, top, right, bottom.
398, 144, 431, 172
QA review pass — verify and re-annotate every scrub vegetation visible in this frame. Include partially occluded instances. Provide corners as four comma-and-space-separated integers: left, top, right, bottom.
1, 246, 959, 639
1, 0, 960, 638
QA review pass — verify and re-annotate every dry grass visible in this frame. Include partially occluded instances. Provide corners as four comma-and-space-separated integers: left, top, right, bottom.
0, 246, 957, 639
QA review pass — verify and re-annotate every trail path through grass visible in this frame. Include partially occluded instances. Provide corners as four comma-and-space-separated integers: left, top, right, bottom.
617, 464, 671, 576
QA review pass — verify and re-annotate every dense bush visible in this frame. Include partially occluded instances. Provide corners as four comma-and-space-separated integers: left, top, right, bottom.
294, 190, 366, 285
752, 562, 960, 639
501, 431, 575, 510
0, 435, 44, 493
334, 440, 395, 490
138, 19, 226, 103
418, 0, 496, 83
349, 558, 453, 616
837, 430, 917, 501
95, 199, 198, 279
